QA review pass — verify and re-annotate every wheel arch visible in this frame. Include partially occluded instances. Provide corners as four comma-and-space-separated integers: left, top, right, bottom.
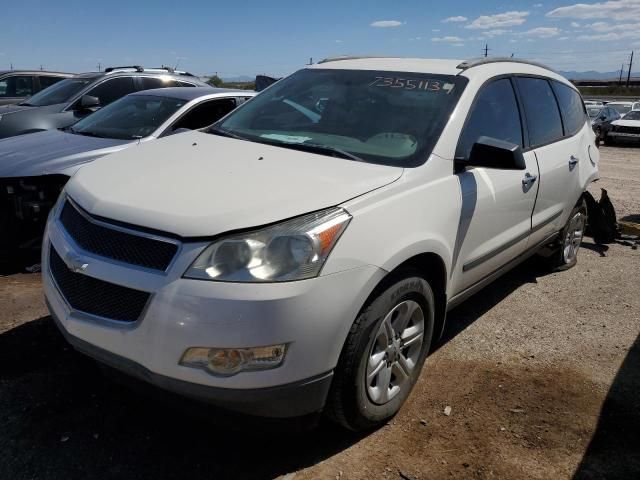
362, 252, 449, 346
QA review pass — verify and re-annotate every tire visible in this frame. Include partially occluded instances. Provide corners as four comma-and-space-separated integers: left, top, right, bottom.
549, 199, 587, 272
325, 272, 435, 431
603, 134, 614, 146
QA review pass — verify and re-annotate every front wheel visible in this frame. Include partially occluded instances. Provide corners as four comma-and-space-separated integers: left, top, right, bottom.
325, 273, 435, 431
549, 199, 587, 271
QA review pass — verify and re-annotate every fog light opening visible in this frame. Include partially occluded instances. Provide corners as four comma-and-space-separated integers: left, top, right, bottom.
180, 344, 287, 376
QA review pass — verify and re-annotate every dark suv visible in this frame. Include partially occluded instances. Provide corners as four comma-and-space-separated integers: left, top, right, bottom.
0, 66, 208, 139
0, 70, 73, 106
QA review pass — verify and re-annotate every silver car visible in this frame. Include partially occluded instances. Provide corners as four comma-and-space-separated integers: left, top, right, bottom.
0, 87, 256, 257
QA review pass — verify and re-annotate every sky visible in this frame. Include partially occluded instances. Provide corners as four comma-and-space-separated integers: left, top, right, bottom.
1, 0, 638, 78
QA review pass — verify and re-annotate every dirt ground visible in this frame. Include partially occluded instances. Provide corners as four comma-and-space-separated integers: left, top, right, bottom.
0, 146, 638, 480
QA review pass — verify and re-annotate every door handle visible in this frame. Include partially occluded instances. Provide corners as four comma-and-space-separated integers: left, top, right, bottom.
569, 155, 579, 168
522, 173, 537, 187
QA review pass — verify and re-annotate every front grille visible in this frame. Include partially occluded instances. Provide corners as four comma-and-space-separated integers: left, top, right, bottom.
59, 200, 178, 271
49, 245, 150, 322
616, 126, 640, 135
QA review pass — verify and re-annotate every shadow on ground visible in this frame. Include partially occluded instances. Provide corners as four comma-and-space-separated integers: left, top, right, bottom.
572, 334, 640, 479
0, 255, 616, 480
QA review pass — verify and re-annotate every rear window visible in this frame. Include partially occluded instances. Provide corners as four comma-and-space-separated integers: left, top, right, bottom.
552, 82, 586, 136
516, 77, 563, 147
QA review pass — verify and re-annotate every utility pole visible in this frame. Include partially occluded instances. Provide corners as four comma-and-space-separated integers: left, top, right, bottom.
626, 50, 634, 87
308, 57, 313, 65
97, 62, 101, 72
484, 44, 489, 57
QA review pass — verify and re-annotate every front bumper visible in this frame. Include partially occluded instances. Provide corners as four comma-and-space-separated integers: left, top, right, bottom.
608, 131, 640, 140
43, 207, 386, 418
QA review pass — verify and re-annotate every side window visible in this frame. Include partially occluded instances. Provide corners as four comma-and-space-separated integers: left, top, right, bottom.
86, 77, 136, 106
178, 81, 196, 87
140, 77, 181, 90
516, 77, 563, 147
38, 76, 64, 91
552, 81, 586, 136
171, 98, 237, 131
456, 78, 523, 159
0, 75, 34, 98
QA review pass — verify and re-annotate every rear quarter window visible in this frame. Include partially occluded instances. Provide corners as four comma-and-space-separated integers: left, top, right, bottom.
552, 81, 586, 137
516, 77, 564, 148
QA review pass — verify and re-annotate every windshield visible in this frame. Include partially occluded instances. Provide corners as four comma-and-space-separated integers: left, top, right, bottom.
215, 68, 468, 167
587, 107, 603, 118
70, 94, 186, 140
609, 103, 632, 115
623, 110, 640, 120
22, 77, 96, 107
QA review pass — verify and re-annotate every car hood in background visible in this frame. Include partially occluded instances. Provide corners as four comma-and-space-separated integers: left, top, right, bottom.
0, 129, 134, 177
67, 131, 404, 237
612, 119, 640, 127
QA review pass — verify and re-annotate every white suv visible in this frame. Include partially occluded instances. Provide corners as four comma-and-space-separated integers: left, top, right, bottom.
43, 57, 599, 431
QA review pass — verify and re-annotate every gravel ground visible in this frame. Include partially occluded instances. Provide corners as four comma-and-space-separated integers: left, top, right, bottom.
0, 146, 638, 480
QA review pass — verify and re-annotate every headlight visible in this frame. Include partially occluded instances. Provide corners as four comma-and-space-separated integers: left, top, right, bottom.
184, 207, 351, 282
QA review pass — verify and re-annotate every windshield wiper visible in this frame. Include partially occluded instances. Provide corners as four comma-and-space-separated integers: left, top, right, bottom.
271, 141, 365, 162
208, 125, 247, 141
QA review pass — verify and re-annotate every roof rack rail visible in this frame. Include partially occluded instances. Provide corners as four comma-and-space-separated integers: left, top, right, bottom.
457, 57, 555, 72
145, 66, 196, 77
317, 55, 391, 64
104, 65, 144, 73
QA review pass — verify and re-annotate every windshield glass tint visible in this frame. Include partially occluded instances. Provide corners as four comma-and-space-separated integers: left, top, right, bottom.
71, 94, 185, 140
216, 68, 467, 167
587, 107, 602, 118
609, 104, 632, 115
24, 77, 95, 107
624, 110, 640, 120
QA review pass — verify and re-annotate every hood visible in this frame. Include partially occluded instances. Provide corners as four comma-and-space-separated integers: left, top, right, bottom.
67, 131, 404, 237
0, 129, 134, 177
612, 119, 640, 127
0, 104, 34, 115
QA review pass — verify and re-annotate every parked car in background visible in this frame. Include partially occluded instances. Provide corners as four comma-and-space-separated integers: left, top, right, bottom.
584, 100, 603, 108
0, 66, 208, 139
606, 109, 640, 145
630, 101, 640, 112
0, 70, 73, 106
0, 87, 254, 258
43, 57, 598, 431
606, 101, 633, 117
588, 105, 620, 141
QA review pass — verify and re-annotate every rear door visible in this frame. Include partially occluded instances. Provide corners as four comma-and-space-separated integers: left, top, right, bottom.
450, 77, 539, 294
515, 77, 582, 245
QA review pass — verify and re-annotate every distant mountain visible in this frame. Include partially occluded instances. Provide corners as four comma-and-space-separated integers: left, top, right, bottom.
560, 70, 640, 81
220, 75, 254, 82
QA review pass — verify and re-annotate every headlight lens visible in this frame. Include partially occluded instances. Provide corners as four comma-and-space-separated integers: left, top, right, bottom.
184, 207, 351, 282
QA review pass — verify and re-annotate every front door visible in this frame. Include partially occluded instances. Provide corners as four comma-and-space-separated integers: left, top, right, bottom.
450, 77, 539, 295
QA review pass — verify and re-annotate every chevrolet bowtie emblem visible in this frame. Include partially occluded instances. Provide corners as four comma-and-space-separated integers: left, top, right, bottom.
65, 252, 89, 273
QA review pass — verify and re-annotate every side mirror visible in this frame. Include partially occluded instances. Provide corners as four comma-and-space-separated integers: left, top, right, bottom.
455, 136, 526, 173
77, 95, 101, 110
